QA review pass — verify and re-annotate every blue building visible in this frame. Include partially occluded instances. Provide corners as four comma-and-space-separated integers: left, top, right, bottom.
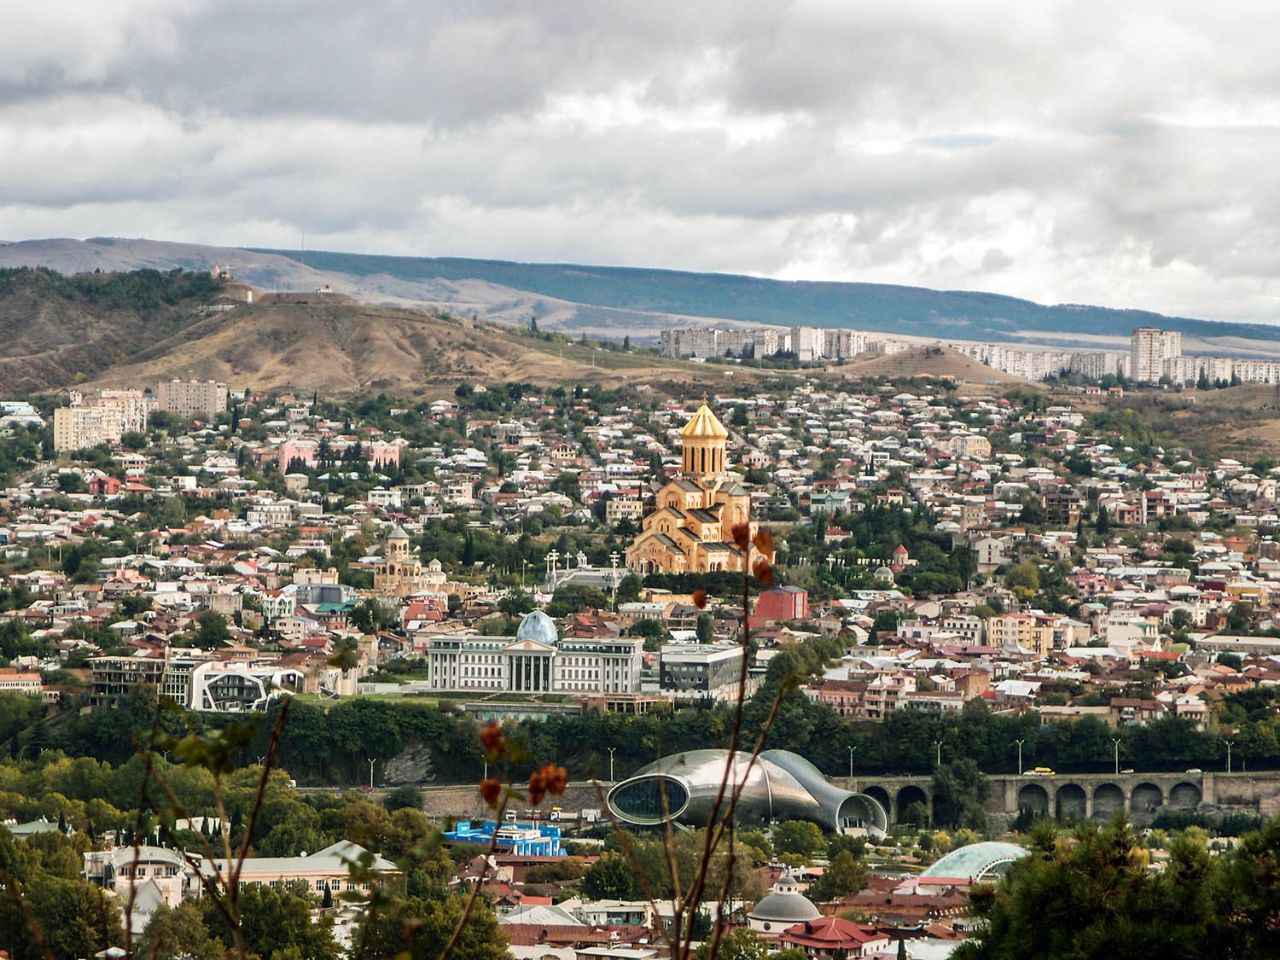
442, 820, 565, 857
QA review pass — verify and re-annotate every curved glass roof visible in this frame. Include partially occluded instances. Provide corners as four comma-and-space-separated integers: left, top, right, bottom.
920, 841, 1029, 881
516, 610, 559, 646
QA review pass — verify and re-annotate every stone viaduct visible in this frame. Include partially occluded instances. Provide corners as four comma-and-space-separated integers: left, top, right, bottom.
368, 772, 1280, 827
842, 770, 1280, 826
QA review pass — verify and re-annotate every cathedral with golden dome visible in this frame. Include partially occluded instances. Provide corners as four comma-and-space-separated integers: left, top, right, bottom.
626, 402, 754, 574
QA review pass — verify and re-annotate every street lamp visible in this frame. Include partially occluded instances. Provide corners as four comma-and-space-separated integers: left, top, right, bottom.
521, 559, 528, 590
483, 755, 489, 781
607, 747, 616, 783
367, 757, 376, 790
609, 552, 620, 609
1226, 740, 1235, 774
1111, 738, 1121, 776
932, 740, 942, 768
848, 745, 857, 780
1014, 739, 1025, 776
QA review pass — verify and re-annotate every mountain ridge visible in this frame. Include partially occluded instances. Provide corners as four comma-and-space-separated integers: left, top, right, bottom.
3, 237, 1278, 354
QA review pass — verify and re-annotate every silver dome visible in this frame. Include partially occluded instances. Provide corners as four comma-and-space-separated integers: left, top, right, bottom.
515, 610, 559, 646
749, 870, 821, 923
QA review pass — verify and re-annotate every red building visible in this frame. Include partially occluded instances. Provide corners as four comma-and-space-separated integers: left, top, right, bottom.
88, 476, 121, 496
752, 586, 809, 625
780, 916, 890, 958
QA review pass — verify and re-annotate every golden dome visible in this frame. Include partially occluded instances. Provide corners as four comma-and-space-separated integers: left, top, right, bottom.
680, 402, 729, 440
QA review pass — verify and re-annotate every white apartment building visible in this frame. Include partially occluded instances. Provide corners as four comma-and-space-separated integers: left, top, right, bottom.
790, 326, 824, 362
53, 405, 123, 452
659, 326, 779, 359
605, 497, 645, 524
76, 389, 149, 433
1130, 327, 1182, 383
246, 500, 295, 529
823, 328, 868, 360
1067, 351, 1120, 380
156, 379, 228, 420
54, 389, 150, 452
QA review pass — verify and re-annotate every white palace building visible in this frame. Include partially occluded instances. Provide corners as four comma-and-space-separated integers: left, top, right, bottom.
424, 611, 643, 695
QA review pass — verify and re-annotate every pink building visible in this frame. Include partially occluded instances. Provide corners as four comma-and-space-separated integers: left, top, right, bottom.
368, 441, 401, 468
278, 440, 319, 473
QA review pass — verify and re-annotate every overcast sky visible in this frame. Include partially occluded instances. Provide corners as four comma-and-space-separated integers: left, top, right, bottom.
4, 1, 1280, 321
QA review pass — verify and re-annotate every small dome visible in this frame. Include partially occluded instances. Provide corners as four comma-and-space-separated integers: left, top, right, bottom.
748, 870, 821, 924
515, 610, 558, 646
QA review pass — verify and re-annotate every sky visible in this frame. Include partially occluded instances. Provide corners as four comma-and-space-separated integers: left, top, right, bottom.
4, 1, 1280, 322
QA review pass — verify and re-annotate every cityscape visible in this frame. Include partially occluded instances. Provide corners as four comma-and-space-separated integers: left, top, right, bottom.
6, 3, 1280, 960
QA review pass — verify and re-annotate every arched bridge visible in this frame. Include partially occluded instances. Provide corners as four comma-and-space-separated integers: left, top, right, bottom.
843, 771, 1280, 826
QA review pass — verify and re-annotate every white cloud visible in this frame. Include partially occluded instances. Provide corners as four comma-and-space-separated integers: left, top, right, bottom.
4, 2, 1280, 321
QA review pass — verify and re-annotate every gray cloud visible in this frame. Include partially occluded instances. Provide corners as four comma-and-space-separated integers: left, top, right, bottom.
3, 2, 1280, 321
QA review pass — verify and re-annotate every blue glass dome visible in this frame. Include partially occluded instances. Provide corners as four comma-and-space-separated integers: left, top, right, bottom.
515, 610, 558, 646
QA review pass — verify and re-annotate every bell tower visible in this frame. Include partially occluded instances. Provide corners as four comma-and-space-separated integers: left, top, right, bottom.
680, 402, 729, 479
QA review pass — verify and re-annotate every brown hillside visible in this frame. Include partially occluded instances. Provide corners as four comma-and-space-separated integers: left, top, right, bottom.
0, 268, 214, 393
824, 346, 1035, 387
82, 300, 707, 396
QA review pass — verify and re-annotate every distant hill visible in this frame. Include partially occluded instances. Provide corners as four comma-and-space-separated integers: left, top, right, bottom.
261, 247, 1280, 350
4, 237, 1279, 355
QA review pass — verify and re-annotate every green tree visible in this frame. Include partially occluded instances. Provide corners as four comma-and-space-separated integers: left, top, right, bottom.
827, 834, 866, 861
932, 758, 989, 831
359, 894, 508, 960
1212, 818, 1280, 957
696, 612, 715, 644
202, 884, 338, 960
772, 820, 825, 860
0, 873, 123, 960
384, 785, 425, 813
697, 927, 769, 960
137, 901, 228, 960
1227, 601, 1254, 634
615, 574, 643, 605
810, 849, 869, 901
497, 590, 536, 618
1094, 503, 1110, 535
582, 851, 639, 900
195, 611, 231, 650
956, 818, 1215, 960
1004, 561, 1040, 599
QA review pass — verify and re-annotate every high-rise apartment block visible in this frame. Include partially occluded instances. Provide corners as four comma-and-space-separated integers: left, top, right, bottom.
789, 326, 824, 362
659, 327, 778, 359
1130, 328, 1182, 383
823, 328, 868, 360
53, 406, 122, 452
53, 389, 149, 452
156, 379, 228, 420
